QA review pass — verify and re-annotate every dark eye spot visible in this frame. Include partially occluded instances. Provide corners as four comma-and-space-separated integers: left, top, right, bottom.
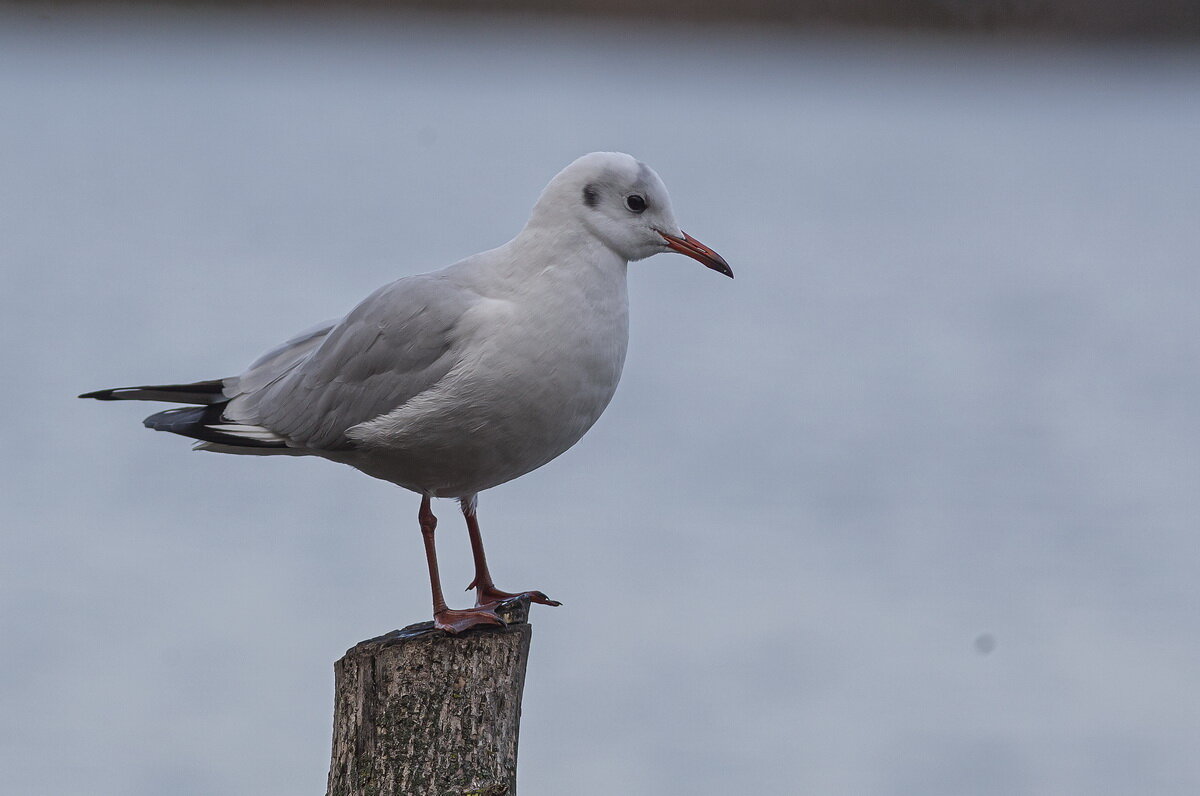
582, 184, 599, 208
625, 194, 647, 213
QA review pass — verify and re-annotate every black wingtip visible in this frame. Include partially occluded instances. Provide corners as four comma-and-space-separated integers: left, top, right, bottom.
78, 380, 226, 404
142, 405, 287, 449
143, 405, 213, 434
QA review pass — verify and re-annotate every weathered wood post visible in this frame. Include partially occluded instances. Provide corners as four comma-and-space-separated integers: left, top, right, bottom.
326, 597, 533, 796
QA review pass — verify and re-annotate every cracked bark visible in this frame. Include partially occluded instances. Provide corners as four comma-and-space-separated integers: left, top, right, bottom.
326, 598, 532, 796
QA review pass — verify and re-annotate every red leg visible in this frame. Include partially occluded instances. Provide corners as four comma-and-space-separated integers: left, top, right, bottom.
419, 496, 504, 634
461, 497, 562, 608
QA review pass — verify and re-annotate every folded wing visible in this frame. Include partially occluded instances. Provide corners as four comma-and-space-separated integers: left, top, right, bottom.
223, 274, 473, 451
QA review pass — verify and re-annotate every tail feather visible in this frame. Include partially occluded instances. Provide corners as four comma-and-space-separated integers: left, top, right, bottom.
79, 379, 226, 405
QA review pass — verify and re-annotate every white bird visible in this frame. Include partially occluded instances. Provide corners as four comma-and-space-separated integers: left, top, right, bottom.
81, 152, 732, 633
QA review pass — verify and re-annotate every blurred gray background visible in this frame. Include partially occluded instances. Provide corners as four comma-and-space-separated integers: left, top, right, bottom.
2, 2, 1199, 794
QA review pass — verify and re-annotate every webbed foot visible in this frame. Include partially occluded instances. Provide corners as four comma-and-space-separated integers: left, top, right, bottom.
471, 583, 562, 608
433, 606, 507, 634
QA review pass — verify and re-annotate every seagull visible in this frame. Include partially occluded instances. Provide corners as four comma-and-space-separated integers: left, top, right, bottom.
80, 152, 732, 633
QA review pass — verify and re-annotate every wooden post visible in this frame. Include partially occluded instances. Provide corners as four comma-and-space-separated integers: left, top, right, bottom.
326, 598, 533, 796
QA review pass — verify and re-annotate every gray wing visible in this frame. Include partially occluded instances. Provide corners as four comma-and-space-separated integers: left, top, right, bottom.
231, 318, 339, 396
224, 273, 475, 451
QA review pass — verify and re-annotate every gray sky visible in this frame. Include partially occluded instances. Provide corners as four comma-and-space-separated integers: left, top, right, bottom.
2, 7, 1199, 795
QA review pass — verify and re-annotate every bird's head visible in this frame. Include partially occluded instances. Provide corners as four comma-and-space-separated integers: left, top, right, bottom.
529, 152, 732, 277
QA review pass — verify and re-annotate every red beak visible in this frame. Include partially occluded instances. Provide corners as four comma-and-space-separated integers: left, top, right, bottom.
659, 230, 733, 278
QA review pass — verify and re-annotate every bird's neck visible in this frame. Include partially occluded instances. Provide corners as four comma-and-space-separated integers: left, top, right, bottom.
505, 223, 628, 284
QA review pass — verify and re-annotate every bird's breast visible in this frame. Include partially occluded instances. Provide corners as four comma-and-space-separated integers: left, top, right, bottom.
463, 273, 630, 451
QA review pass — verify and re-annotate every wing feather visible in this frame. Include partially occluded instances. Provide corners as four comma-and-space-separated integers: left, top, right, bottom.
224, 274, 474, 451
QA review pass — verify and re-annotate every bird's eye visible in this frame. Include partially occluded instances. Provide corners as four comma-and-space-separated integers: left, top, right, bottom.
625, 194, 647, 213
